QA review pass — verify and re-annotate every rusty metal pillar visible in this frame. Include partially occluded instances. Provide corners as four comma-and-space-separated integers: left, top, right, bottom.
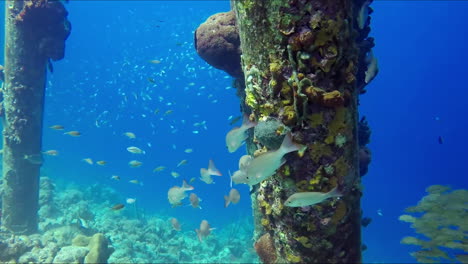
1, 0, 71, 234
233, 0, 376, 262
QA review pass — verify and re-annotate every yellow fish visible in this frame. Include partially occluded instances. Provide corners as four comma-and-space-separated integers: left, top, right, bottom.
64, 131, 81, 137
149, 59, 161, 64
184, 148, 193, 153
129, 160, 143, 168
123, 132, 136, 139
127, 146, 145, 154
164, 110, 173, 116
177, 159, 188, 167
49, 125, 64, 130
82, 158, 93, 165
229, 116, 242, 126
111, 175, 120, 181
96, 160, 107, 166
111, 204, 125, 210
42, 150, 59, 156
129, 179, 143, 185
171, 171, 180, 178
153, 166, 165, 172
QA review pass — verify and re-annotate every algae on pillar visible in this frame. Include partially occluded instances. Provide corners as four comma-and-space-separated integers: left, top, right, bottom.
233, 0, 376, 262
1, 0, 71, 234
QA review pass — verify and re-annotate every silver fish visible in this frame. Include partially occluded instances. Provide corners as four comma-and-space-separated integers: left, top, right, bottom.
244, 133, 301, 186
284, 187, 342, 207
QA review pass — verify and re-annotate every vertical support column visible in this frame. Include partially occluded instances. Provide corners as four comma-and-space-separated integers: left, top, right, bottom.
233, 0, 375, 262
1, 0, 70, 234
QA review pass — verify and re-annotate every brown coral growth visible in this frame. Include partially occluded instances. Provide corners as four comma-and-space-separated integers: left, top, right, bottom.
254, 233, 277, 264
322, 90, 345, 107
194, 11, 242, 78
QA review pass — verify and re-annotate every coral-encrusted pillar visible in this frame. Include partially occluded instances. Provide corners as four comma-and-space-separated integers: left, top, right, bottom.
233, 0, 376, 262
1, 0, 70, 234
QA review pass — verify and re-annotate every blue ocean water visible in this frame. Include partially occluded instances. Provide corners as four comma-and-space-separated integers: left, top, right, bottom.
0, 1, 467, 263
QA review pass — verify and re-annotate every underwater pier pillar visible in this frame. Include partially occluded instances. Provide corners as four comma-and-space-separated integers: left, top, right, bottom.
1, 0, 70, 234
233, 0, 375, 262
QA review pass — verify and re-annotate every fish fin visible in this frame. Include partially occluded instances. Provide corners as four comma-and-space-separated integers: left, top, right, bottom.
249, 184, 259, 195
280, 158, 287, 167
242, 114, 257, 129
208, 159, 222, 176
280, 132, 301, 154
224, 195, 231, 208
182, 180, 194, 190
228, 170, 233, 188
47, 58, 54, 73
195, 229, 202, 242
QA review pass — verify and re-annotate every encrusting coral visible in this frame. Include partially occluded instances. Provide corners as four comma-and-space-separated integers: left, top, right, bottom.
399, 185, 468, 263
254, 233, 277, 263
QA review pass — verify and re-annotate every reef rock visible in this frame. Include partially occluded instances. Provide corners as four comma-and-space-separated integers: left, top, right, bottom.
84, 233, 113, 264
53, 245, 89, 264
72, 234, 91, 247
195, 10, 242, 78
18, 241, 59, 263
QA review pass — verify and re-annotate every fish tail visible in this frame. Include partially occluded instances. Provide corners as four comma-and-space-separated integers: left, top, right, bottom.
242, 114, 257, 129
182, 180, 194, 190
208, 159, 222, 176
195, 229, 202, 242
327, 186, 342, 198
228, 170, 233, 188
224, 195, 231, 208
280, 132, 301, 154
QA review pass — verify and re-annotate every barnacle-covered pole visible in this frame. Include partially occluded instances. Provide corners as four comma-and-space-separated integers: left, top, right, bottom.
233, 0, 376, 262
1, 0, 70, 234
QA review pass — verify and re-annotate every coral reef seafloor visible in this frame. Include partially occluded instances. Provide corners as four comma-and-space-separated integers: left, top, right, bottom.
0, 177, 259, 263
